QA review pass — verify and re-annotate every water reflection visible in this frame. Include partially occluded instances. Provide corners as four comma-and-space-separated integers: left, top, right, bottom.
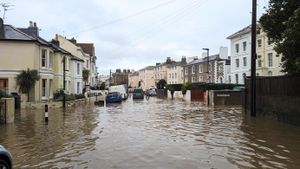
0, 98, 299, 168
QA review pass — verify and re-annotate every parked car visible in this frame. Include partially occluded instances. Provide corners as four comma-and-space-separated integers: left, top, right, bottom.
0, 145, 12, 169
109, 85, 128, 100
145, 89, 157, 96
106, 92, 122, 103
133, 88, 144, 100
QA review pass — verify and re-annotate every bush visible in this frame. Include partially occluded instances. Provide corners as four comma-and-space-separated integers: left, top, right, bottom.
75, 94, 85, 100
0, 90, 11, 99
166, 83, 243, 93
53, 90, 75, 101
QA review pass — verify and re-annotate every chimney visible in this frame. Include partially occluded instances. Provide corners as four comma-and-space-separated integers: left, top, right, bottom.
69, 37, 77, 44
0, 18, 4, 39
219, 46, 228, 59
166, 57, 172, 64
51, 39, 60, 46
156, 63, 160, 66
202, 52, 208, 58
181, 56, 187, 64
123, 69, 126, 73
193, 56, 198, 61
24, 21, 39, 37
29, 21, 34, 27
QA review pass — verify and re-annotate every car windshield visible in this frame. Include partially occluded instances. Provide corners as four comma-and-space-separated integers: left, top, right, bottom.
133, 89, 143, 93
108, 92, 120, 96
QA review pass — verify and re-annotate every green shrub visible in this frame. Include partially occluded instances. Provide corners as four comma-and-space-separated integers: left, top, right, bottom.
75, 94, 85, 100
0, 90, 11, 99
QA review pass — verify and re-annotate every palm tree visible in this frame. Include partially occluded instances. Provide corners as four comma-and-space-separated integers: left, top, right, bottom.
82, 69, 90, 94
16, 69, 40, 102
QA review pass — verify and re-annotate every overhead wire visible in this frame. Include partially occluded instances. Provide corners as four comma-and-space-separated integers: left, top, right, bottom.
67, 0, 177, 37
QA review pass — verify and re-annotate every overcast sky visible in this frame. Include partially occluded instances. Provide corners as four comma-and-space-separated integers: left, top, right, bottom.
1, 0, 268, 75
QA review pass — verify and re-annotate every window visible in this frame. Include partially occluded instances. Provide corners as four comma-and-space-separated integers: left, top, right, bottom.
185, 68, 188, 75
192, 66, 195, 74
199, 65, 203, 73
41, 49, 47, 67
257, 28, 261, 35
243, 41, 247, 51
192, 76, 195, 83
175, 73, 177, 78
208, 63, 213, 72
243, 73, 246, 84
49, 51, 53, 68
268, 53, 273, 67
86, 60, 89, 68
42, 79, 46, 97
220, 77, 223, 84
243, 57, 247, 67
77, 63, 80, 75
235, 74, 239, 84
258, 39, 262, 48
49, 79, 53, 98
235, 44, 239, 53
236, 59, 240, 68
258, 60, 262, 67
229, 76, 231, 83
208, 76, 212, 83
169, 73, 171, 79
219, 65, 223, 72
77, 82, 80, 94
200, 75, 204, 82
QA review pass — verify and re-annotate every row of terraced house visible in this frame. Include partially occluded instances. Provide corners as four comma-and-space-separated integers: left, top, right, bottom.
0, 19, 97, 102
129, 24, 284, 91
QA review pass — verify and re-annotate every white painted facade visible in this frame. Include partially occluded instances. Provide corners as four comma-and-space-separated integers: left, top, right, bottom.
227, 26, 251, 84
70, 60, 83, 94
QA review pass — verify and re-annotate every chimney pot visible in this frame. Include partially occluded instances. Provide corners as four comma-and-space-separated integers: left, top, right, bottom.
34, 22, 37, 27
29, 21, 33, 27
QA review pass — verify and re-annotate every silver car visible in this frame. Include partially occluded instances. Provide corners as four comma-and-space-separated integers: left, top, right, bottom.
0, 145, 12, 169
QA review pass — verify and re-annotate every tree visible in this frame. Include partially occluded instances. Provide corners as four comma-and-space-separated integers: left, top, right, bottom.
260, 0, 300, 74
16, 69, 40, 102
82, 69, 90, 93
156, 79, 167, 89
100, 82, 106, 90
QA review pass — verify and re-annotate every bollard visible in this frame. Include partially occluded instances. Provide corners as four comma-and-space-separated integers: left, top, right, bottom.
44, 104, 48, 122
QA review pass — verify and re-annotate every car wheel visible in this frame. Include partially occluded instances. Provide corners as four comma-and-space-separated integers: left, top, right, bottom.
0, 159, 10, 169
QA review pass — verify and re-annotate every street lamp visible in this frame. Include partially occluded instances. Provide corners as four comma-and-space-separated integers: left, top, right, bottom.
203, 48, 210, 106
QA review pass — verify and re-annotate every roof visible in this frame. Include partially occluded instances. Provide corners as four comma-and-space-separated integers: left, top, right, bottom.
227, 25, 251, 39
186, 54, 221, 66
140, 66, 155, 71
77, 43, 95, 56
2, 25, 34, 40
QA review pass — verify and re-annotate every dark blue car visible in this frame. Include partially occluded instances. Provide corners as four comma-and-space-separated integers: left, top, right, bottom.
106, 92, 122, 103
0, 145, 12, 169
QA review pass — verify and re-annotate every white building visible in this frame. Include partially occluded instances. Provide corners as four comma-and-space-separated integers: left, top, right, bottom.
227, 26, 252, 84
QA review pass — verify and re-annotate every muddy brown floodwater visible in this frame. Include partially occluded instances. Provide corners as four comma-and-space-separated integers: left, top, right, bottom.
0, 97, 300, 169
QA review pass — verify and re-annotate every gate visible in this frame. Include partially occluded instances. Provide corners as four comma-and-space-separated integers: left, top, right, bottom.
0, 99, 6, 124
191, 90, 205, 101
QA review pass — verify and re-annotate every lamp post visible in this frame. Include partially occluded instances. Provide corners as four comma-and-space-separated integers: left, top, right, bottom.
250, 0, 257, 117
203, 48, 210, 106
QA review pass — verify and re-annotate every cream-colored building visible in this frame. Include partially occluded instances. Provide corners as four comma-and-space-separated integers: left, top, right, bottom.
167, 57, 186, 84
128, 71, 139, 88
55, 35, 97, 88
256, 26, 284, 76
0, 21, 77, 101
139, 66, 155, 90
154, 57, 173, 85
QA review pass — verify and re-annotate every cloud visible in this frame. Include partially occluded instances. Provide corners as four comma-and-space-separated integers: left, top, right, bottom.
3, 0, 268, 75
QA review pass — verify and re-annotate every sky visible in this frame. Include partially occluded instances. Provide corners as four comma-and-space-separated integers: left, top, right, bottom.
1, 0, 268, 75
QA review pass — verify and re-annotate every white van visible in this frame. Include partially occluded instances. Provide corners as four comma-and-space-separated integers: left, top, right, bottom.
109, 85, 128, 100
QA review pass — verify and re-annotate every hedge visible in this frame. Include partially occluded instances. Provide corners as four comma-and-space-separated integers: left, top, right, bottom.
166, 83, 243, 92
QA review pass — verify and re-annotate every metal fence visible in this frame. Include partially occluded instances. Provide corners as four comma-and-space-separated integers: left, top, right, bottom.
0, 99, 6, 124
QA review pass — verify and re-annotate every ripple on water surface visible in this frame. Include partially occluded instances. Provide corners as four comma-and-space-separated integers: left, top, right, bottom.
0, 98, 300, 169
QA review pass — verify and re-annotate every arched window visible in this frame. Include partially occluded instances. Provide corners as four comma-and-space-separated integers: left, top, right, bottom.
268, 71, 272, 76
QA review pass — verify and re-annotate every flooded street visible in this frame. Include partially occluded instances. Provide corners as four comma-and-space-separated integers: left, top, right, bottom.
1, 97, 300, 169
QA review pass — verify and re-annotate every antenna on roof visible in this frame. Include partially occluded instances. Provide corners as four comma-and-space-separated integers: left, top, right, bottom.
0, 2, 14, 22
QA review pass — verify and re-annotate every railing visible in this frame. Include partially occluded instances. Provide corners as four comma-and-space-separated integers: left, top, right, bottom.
0, 99, 6, 124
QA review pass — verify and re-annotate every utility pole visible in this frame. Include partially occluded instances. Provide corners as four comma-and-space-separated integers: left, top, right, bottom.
63, 56, 66, 109
251, 0, 257, 117
203, 48, 210, 106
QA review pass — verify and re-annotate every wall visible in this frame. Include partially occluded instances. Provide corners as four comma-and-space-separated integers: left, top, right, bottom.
245, 75, 300, 125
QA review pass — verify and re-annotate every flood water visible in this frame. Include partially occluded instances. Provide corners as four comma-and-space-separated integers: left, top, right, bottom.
1, 97, 300, 169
